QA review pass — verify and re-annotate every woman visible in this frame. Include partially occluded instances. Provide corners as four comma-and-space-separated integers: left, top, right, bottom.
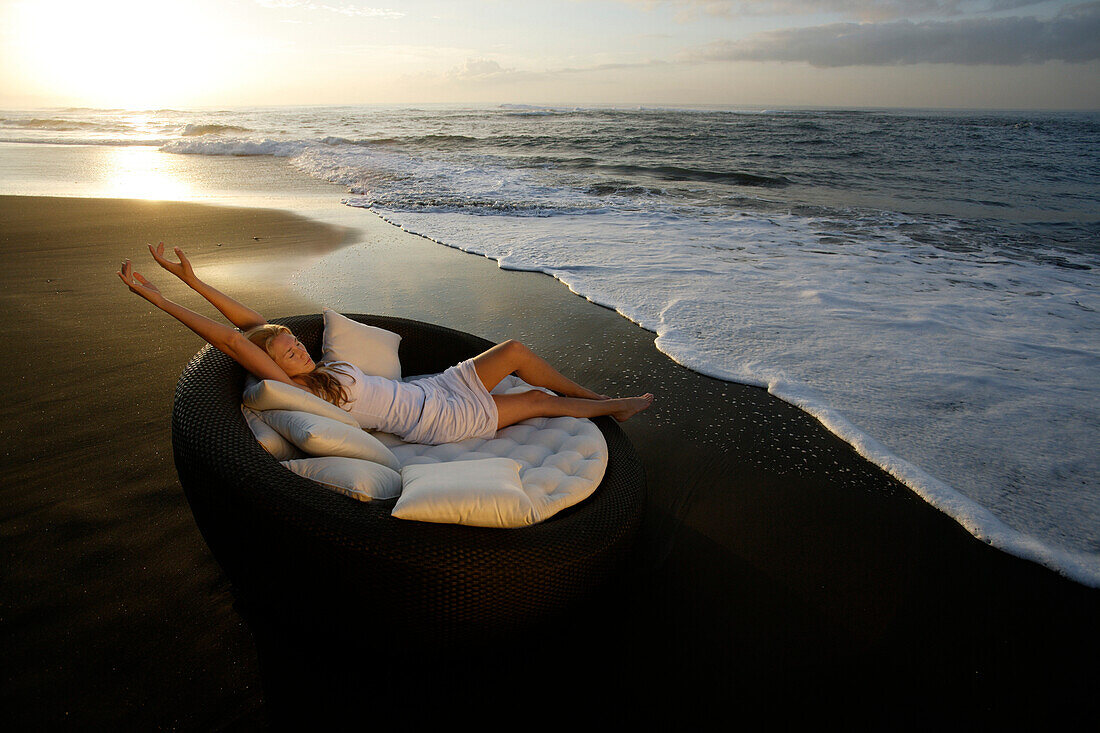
118, 244, 653, 444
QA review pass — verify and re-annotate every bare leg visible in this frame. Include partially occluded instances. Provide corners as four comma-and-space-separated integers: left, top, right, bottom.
471, 340, 607, 399
493, 390, 654, 430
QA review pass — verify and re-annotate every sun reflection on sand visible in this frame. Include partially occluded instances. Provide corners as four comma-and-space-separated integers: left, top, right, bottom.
102, 146, 194, 201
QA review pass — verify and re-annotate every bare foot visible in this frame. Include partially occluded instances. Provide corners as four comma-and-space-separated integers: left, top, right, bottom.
611, 393, 654, 422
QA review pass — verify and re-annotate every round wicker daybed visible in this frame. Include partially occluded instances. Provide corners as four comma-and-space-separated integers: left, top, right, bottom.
172, 314, 646, 644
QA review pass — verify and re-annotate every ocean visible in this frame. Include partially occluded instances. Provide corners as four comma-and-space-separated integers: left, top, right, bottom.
1, 104, 1097, 585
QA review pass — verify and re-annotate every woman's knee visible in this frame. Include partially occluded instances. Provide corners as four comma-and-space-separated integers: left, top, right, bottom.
493, 388, 555, 428
521, 388, 554, 408
498, 339, 533, 367
499, 339, 528, 357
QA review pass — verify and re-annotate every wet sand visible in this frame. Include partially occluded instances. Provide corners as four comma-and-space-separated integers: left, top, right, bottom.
1, 195, 1096, 728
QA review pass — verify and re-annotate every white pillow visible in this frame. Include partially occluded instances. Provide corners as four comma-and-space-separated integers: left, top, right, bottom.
242, 376, 359, 428
282, 456, 401, 501
322, 308, 402, 380
393, 458, 535, 528
242, 406, 302, 461
259, 409, 401, 471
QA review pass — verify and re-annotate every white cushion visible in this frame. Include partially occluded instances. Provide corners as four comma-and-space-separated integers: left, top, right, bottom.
242, 376, 359, 428
322, 308, 402, 380
282, 456, 401, 501
394, 458, 534, 528
388, 375, 609, 527
259, 410, 401, 471
242, 406, 303, 461
245, 373, 609, 523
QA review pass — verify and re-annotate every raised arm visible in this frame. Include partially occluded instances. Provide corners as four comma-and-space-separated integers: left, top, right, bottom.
147, 243, 267, 332
118, 259, 300, 387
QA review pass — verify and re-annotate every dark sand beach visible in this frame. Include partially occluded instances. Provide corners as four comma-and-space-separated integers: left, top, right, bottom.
2, 195, 1097, 728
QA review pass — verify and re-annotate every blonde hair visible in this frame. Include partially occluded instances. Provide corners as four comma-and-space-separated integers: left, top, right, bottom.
244, 323, 353, 408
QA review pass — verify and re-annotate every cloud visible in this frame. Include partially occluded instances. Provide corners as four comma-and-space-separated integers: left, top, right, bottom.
253, 1, 404, 19
621, 0, 1049, 20
552, 60, 669, 75
686, 3, 1100, 65
446, 58, 522, 80
442, 57, 665, 84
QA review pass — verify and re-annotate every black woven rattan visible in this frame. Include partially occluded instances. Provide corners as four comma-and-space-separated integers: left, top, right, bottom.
172, 314, 646, 643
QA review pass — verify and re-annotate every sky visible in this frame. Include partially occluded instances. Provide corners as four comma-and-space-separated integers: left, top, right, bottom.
1, 0, 1098, 110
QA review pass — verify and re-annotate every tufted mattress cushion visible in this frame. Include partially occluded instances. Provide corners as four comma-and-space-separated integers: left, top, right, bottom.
376, 375, 609, 524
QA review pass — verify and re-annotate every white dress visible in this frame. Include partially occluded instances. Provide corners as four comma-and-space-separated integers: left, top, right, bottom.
329, 360, 499, 445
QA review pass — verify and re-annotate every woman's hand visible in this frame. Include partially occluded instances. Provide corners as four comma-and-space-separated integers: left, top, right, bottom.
118, 259, 164, 306
143, 242, 267, 331
149, 242, 196, 283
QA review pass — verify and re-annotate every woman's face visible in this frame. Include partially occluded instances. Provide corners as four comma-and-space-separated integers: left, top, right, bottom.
269, 332, 315, 376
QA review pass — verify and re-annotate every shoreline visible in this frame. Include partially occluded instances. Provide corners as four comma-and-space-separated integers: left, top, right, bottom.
2, 194, 1097, 727
370, 210, 1100, 589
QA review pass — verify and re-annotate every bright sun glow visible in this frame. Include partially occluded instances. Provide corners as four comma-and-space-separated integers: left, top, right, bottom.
10, 0, 240, 108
